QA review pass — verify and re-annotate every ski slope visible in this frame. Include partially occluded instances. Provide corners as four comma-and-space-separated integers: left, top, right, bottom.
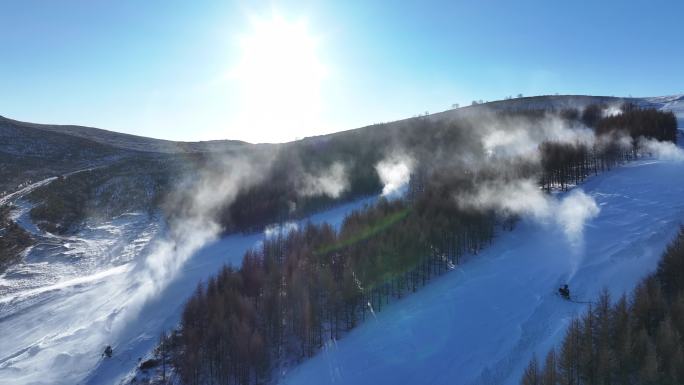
0, 193, 377, 385
1, 96, 682, 385
280, 158, 684, 385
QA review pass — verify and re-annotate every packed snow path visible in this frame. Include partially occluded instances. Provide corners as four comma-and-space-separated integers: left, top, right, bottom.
0, 166, 104, 207
280, 158, 684, 385
0, 194, 376, 385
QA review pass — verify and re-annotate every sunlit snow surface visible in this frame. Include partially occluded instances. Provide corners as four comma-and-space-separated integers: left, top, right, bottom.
0, 209, 161, 385
280, 158, 684, 385
0, 190, 376, 385
279, 99, 684, 385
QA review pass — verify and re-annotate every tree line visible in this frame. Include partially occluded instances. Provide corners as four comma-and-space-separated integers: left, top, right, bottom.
218, 104, 677, 233
539, 104, 677, 191
521, 228, 684, 385
596, 103, 678, 144
169, 190, 499, 385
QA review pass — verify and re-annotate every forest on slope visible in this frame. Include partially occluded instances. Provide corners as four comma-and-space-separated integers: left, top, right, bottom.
212, 101, 678, 233
138, 104, 677, 385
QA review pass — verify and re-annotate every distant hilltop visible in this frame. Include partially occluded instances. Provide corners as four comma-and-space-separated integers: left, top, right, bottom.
1, 95, 682, 155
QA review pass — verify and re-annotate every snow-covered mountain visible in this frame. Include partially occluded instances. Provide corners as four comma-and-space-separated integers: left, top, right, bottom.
0, 95, 682, 385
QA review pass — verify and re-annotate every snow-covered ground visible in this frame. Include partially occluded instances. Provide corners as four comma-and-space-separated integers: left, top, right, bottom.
0, 190, 377, 385
277, 100, 684, 385
0, 208, 160, 305
0, 177, 57, 207
1, 96, 682, 385
0, 207, 162, 385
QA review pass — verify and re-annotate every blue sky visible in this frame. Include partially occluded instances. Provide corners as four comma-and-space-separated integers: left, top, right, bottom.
1, 0, 682, 143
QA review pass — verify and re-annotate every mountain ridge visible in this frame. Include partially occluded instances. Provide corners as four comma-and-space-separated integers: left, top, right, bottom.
3, 94, 682, 152
0, 115, 248, 154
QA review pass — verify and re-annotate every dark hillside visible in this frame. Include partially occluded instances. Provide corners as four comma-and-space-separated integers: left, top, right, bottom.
0, 115, 248, 154
0, 116, 125, 193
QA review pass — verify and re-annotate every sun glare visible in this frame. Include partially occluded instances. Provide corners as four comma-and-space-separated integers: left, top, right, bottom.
232, 13, 327, 143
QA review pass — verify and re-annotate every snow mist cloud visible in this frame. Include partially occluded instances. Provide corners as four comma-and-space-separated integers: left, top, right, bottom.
376, 153, 414, 196
116, 151, 360, 331
124, 152, 359, 323
264, 221, 298, 239
457, 179, 552, 221
299, 161, 349, 198
480, 113, 595, 160
119, 154, 270, 328
602, 104, 623, 118
456, 179, 600, 244
639, 137, 684, 161
556, 189, 600, 244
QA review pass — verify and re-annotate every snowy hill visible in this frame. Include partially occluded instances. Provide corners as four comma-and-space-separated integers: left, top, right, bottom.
0, 94, 682, 385
279, 156, 684, 385
276, 97, 684, 384
0, 193, 378, 385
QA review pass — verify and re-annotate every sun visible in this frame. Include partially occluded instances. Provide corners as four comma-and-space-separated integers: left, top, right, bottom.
231, 13, 327, 143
